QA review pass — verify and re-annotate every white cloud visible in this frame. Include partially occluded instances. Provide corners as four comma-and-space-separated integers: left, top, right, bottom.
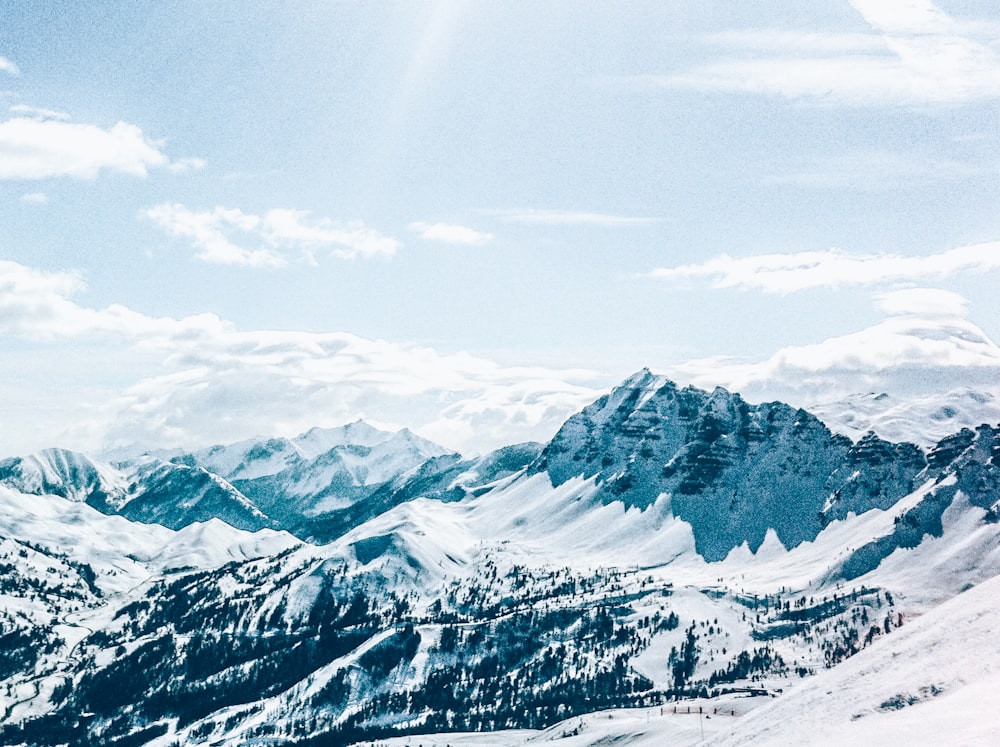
261, 208, 399, 259
494, 209, 655, 227
0, 56, 18, 75
96, 341, 602, 456
409, 221, 493, 245
672, 293, 1000, 406
8, 104, 70, 120
634, 0, 1000, 106
143, 204, 286, 268
0, 260, 601, 455
20, 192, 48, 204
0, 117, 188, 180
145, 203, 401, 267
0, 260, 229, 341
649, 241, 1000, 293
874, 287, 968, 317
166, 157, 206, 174
850, 0, 950, 35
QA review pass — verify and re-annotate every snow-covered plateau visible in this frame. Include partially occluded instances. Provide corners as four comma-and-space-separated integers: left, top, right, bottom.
0, 372, 996, 746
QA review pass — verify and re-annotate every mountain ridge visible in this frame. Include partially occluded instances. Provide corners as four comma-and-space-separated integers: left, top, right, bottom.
0, 373, 996, 745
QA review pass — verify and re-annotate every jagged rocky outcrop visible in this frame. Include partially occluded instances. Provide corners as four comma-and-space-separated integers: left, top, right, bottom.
838, 424, 1000, 579
531, 370, 929, 561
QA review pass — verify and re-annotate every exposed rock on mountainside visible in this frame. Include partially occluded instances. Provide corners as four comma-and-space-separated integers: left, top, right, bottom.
533, 370, 927, 560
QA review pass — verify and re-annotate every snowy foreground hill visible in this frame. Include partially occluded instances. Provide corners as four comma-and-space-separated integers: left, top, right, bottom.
0, 371, 997, 746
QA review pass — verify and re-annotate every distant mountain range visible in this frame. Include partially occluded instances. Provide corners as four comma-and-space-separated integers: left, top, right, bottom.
0, 421, 534, 543
0, 371, 996, 746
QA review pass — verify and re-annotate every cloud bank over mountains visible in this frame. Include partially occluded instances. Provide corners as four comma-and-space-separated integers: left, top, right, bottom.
2, 255, 998, 457
0, 259, 603, 455
674, 287, 1000, 409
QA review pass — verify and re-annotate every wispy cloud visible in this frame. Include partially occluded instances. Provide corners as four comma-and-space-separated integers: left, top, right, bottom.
703, 29, 888, 55
494, 209, 655, 227
8, 104, 70, 120
764, 148, 992, 190
0, 116, 192, 180
408, 221, 493, 245
649, 241, 1000, 293
144, 204, 401, 268
0, 56, 18, 75
143, 205, 286, 268
0, 260, 602, 455
874, 287, 968, 317
166, 157, 206, 174
628, 0, 1000, 106
20, 192, 48, 205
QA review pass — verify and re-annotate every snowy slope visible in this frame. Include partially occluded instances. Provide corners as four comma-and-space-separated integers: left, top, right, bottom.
0, 484, 297, 595
0, 448, 127, 505
709, 573, 1000, 746
172, 421, 461, 541
0, 449, 272, 532
810, 386, 1000, 448
0, 424, 466, 544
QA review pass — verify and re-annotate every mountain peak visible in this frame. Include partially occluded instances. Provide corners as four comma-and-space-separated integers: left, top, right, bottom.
620, 367, 656, 386
293, 420, 389, 456
533, 371, 925, 561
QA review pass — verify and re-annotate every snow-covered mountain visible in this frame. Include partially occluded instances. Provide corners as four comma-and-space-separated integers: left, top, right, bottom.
530, 369, 927, 560
0, 421, 481, 541
809, 386, 1000, 447
0, 374, 996, 746
0, 448, 272, 532
170, 421, 463, 541
180, 421, 451, 483
352, 574, 1000, 747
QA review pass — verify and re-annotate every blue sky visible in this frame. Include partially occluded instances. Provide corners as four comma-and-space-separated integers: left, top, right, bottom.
1, 0, 999, 455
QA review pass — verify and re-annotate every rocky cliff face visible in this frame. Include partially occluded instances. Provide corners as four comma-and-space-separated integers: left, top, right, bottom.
838, 424, 1000, 580
532, 370, 927, 561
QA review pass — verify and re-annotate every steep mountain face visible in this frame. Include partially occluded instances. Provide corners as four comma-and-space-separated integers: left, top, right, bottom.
532, 370, 927, 561
300, 442, 543, 543
163, 422, 461, 542
836, 424, 1000, 581
107, 457, 271, 532
213, 428, 459, 541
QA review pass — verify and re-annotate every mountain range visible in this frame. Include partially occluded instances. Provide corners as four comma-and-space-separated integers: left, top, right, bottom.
0, 370, 996, 746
